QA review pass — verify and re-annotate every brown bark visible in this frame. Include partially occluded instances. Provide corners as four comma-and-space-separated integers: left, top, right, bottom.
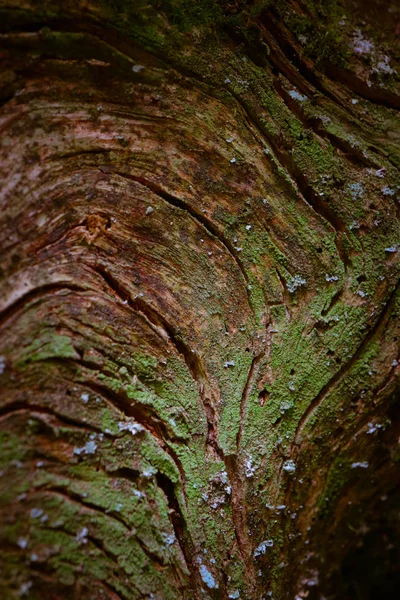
0, 1, 399, 599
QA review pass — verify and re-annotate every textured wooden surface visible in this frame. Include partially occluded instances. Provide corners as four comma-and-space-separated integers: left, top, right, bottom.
0, 1, 399, 598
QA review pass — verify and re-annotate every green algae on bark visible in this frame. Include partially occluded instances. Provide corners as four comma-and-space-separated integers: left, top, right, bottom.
0, 0, 400, 598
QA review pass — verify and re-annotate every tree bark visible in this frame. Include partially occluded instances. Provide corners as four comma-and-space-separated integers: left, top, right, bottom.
0, 1, 399, 599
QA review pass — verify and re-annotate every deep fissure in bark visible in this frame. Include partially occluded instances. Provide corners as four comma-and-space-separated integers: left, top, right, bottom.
1, 1, 399, 599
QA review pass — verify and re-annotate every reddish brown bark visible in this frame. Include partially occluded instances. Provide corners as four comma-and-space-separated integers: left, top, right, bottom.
0, 1, 399, 599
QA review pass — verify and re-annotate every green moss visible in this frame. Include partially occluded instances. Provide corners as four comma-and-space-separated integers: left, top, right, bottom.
0, 431, 26, 469
284, 0, 349, 69
16, 332, 79, 366
293, 132, 341, 179
156, 0, 224, 30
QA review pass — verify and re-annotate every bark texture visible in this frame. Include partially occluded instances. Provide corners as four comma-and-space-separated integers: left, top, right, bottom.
0, 1, 399, 599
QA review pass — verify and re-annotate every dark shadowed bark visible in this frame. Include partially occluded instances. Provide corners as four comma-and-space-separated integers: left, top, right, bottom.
0, 1, 399, 599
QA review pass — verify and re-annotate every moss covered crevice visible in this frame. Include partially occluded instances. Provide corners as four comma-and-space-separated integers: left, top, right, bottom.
0, 0, 399, 598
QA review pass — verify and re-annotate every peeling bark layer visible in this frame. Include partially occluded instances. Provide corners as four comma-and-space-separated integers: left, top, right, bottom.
0, 1, 400, 599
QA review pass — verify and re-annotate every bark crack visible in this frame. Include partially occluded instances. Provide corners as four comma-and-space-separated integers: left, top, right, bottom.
293, 279, 400, 447
98, 167, 251, 298
0, 283, 86, 331
93, 263, 223, 459
225, 88, 349, 267
236, 352, 264, 452
39, 487, 168, 571
0, 401, 102, 435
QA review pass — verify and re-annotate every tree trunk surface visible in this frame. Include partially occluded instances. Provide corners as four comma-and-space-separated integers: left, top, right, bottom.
0, 1, 399, 599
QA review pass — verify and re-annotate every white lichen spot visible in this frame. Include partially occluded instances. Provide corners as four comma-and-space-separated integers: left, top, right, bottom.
280, 400, 293, 414
245, 456, 256, 478
277, 504, 286, 511
385, 245, 398, 253
367, 422, 383, 434
132, 64, 144, 73
351, 461, 369, 469
229, 591, 240, 599
142, 465, 157, 478
132, 489, 145, 498
372, 55, 394, 75
224, 360, 235, 368
81, 393, 89, 404
0, 356, 5, 374
76, 527, 88, 545
382, 186, 395, 196
225, 77, 231, 84
325, 274, 339, 282
226, 136, 234, 143
319, 114, 332, 125
230, 157, 237, 164
289, 89, 307, 102
375, 168, 386, 178
162, 532, 175, 546
74, 441, 98, 455
17, 537, 28, 549
214, 470, 232, 496
287, 275, 306, 293
302, 570, 320, 588
346, 182, 364, 201
145, 206, 154, 215
282, 460, 296, 474
19, 582, 32, 597
392, 359, 398, 367
245, 225, 252, 231
118, 421, 145, 435
199, 564, 218, 589
351, 29, 395, 78
30, 508, 44, 519
254, 539, 274, 557
351, 29, 375, 55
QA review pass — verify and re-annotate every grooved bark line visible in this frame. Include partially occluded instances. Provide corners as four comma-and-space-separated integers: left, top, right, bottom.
0, 1, 399, 599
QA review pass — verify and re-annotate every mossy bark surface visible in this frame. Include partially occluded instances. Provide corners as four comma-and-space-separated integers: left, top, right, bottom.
0, 1, 399, 598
